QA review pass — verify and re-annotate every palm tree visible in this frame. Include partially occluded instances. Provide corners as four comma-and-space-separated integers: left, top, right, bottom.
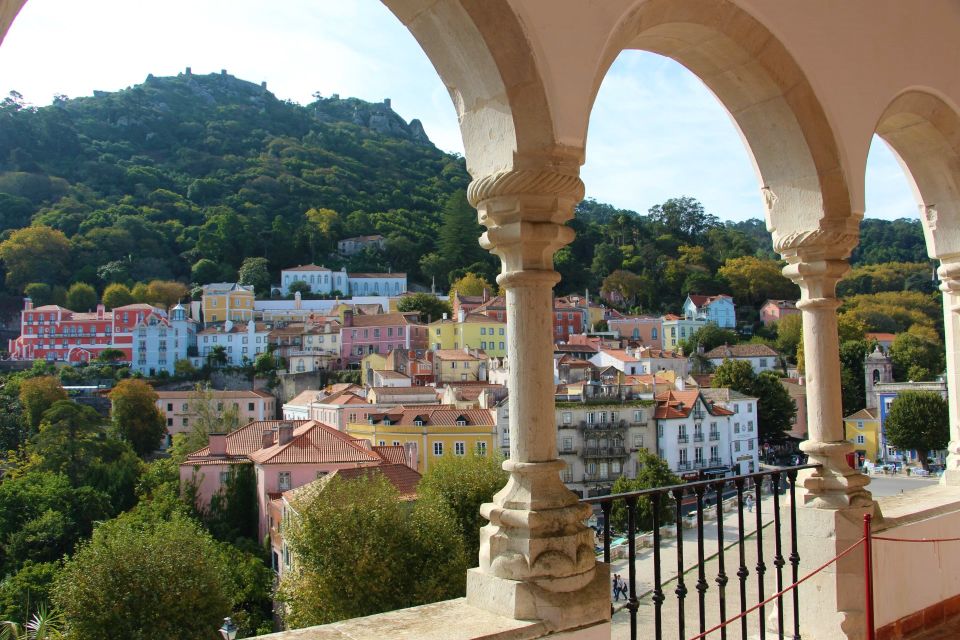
0, 606, 65, 640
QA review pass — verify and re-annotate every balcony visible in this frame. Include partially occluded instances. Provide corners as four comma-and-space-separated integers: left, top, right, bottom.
581, 446, 627, 459
677, 435, 689, 443
709, 432, 720, 441
694, 459, 707, 469
559, 447, 577, 455
709, 457, 723, 465
692, 409, 705, 420
693, 433, 704, 442
677, 461, 692, 470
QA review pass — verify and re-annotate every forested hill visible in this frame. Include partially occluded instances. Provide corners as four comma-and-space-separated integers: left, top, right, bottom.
0, 70, 931, 313
0, 70, 473, 290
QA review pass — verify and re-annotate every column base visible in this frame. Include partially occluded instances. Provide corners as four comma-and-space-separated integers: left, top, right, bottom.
941, 468, 960, 486
787, 501, 881, 640
466, 563, 611, 632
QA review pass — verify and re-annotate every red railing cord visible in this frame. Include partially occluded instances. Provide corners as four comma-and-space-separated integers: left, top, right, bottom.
686, 536, 866, 640
864, 514, 875, 640
873, 535, 960, 543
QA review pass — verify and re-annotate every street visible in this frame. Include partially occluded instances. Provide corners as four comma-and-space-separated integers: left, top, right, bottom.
863, 473, 939, 497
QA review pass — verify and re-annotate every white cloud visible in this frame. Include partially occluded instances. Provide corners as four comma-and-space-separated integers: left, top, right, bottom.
0, 4, 916, 221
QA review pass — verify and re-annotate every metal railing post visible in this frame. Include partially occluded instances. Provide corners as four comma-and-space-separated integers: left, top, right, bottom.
864, 514, 875, 640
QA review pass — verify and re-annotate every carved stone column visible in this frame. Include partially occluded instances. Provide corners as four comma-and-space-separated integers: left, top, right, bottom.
939, 258, 960, 485
776, 230, 876, 640
778, 231, 873, 508
464, 167, 609, 631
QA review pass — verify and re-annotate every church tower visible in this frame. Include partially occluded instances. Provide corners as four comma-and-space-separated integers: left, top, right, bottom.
864, 345, 893, 408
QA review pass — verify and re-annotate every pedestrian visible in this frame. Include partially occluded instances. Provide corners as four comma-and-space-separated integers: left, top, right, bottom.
745, 493, 754, 513
620, 577, 629, 597
612, 574, 620, 601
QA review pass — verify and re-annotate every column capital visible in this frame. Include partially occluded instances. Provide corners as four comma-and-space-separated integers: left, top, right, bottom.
774, 226, 859, 263
938, 256, 960, 295
468, 168, 583, 274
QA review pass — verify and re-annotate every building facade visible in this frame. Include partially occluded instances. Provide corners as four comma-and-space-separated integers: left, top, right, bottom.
682, 294, 736, 329
654, 390, 735, 480
339, 311, 427, 365
201, 283, 255, 324
430, 312, 508, 357
130, 303, 198, 376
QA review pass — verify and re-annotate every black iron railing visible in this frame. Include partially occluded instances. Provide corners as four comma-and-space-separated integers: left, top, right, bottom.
583, 464, 817, 640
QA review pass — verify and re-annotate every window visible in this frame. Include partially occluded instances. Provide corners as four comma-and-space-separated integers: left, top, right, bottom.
499, 328, 504, 335
562, 437, 573, 451
182, 403, 188, 411
748, 404, 754, 413
455, 441, 466, 456
248, 402, 255, 411
857, 421, 864, 430
695, 447, 703, 462
562, 412, 572, 424
587, 412, 595, 424
167, 403, 173, 411
748, 421, 754, 431
856, 435, 866, 445
652, 328, 657, 339
167, 418, 173, 426
220, 471, 230, 484
500, 342, 505, 350
278, 472, 292, 491
433, 442, 444, 456
734, 441, 741, 452
759, 358, 768, 368
393, 441, 400, 446
183, 418, 189, 426
679, 449, 688, 463
748, 440, 754, 450
634, 410, 644, 422
710, 445, 720, 460
657, 424, 663, 437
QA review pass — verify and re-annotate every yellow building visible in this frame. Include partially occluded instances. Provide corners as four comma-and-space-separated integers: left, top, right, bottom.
202, 283, 255, 324
432, 348, 488, 383
843, 407, 881, 466
429, 312, 507, 357
346, 406, 496, 473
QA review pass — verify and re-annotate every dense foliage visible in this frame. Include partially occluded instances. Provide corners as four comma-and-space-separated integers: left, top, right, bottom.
609, 449, 681, 531
883, 391, 949, 470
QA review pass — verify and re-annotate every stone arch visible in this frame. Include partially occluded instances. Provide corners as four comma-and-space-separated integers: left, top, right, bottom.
592, 0, 855, 251
0, 0, 559, 178
873, 89, 960, 259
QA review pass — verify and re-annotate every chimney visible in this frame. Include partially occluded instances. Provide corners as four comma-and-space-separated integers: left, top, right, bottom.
24, 298, 33, 311
403, 442, 419, 472
483, 288, 490, 302
209, 433, 227, 456
261, 430, 276, 448
96, 303, 105, 320
261, 81, 267, 89
221, 68, 227, 76
278, 422, 294, 445
343, 310, 353, 327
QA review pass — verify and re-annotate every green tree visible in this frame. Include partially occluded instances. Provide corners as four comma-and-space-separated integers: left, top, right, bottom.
751, 371, 797, 444
609, 450, 681, 531
51, 513, 231, 640
63, 283, 96, 312
207, 344, 228, 368
711, 359, 757, 392
0, 227, 71, 291
418, 451, 508, 565
179, 384, 241, 453
278, 473, 466, 627
889, 332, 944, 382
96, 348, 125, 363
109, 379, 166, 457
22, 284, 52, 307
774, 313, 803, 360
438, 190, 485, 275
681, 324, 740, 354
237, 257, 271, 297
144, 280, 189, 309
206, 464, 259, 543
101, 283, 134, 310
396, 293, 452, 324
601, 270, 649, 309
18, 377, 67, 432
449, 273, 493, 298
173, 358, 197, 378
30, 401, 103, 486
883, 391, 949, 470
0, 561, 60, 624
190, 258, 221, 285
0, 604, 65, 640
252, 351, 277, 376
288, 280, 311, 297
839, 340, 869, 415
717, 256, 798, 306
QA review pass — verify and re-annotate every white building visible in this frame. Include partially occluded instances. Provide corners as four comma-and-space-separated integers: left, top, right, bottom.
682, 294, 737, 329
282, 389, 321, 420
131, 304, 198, 376
280, 265, 348, 296
347, 273, 407, 296
703, 343, 781, 374
654, 389, 735, 480
589, 345, 688, 379
288, 320, 342, 373
700, 388, 760, 475
193, 320, 271, 368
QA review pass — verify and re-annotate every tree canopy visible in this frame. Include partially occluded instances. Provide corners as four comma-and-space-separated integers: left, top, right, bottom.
109, 379, 166, 457
883, 391, 948, 470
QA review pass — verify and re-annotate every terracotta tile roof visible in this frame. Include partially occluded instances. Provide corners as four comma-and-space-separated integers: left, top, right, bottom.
348, 272, 407, 279
249, 421, 382, 465
474, 296, 507, 312
286, 462, 421, 505
597, 348, 640, 363
704, 344, 779, 359
654, 390, 733, 419
700, 388, 757, 403
321, 383, 363, 397
375, 370, 411, 380
365, 407, 495, 427
661, 314, 682, 321
156, 389, 274, 399
434, 349, 486, 361
372, 445, 408, 465
347, 312, 421, 327
866, 332, 897, 341
845, 408, 879, 421
112, 303, 165, 311
555, 343, 598, 354
687, 294, 732, 307
188, 420, 310, 457
369, 386, 440, 396
285, 389, 322, 407
285, 264, 332, 271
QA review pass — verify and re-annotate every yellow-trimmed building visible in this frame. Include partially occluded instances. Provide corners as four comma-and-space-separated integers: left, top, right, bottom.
433, 348, 488, 383
429, 312, 507, 357
843, 407, 881, 467
346, 406, 496, 473
202, 283, 255, 324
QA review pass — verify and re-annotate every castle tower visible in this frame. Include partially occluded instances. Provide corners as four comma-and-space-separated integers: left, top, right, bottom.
864, 345, 893, 408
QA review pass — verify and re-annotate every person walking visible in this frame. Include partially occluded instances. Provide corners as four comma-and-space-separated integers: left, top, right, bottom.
745, 493, 754, 513
612, 574, 621, 601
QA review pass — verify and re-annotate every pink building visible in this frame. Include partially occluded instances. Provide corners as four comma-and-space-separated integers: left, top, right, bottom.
155, 389, 277, 445
339, 311, 428, 366
180, 419, 413, 544
307, 387, 378, 430
760, 299, 800, 327
607, 315, 662, 345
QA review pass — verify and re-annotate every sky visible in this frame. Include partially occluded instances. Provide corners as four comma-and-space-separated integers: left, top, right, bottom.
0, 0, 917, 222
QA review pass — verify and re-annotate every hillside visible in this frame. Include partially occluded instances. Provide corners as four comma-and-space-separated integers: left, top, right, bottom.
0, 70, 933, 314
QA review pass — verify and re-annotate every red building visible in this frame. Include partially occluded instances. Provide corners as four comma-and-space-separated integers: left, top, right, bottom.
473, 295, 587, 343
10, 300, 166, 363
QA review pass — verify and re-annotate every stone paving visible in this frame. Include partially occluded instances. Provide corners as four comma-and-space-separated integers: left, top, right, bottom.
607, 491, 798, 640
